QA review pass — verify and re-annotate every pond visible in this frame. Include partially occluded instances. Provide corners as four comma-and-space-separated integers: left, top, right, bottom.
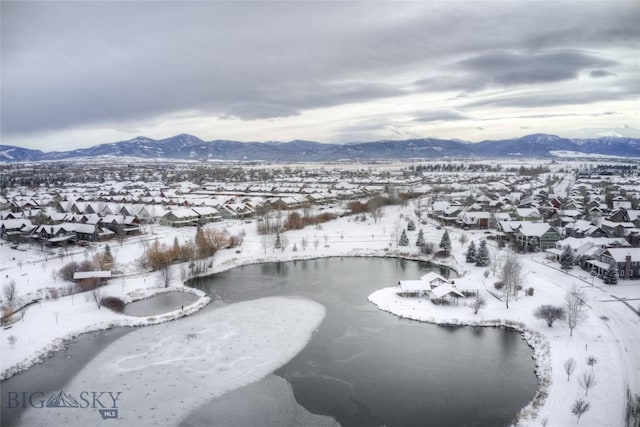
187, 257, 537, 427
123, 291, 198, 316
1, 257, 537, 427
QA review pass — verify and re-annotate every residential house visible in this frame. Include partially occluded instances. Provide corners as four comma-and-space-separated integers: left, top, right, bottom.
515, 222, 562, 251
159, 209, 200, 227
599, 247, 640, 279
514, 207, 542, 221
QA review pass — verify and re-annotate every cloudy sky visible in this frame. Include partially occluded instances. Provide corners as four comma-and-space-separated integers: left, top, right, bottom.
2, 1, 639, 151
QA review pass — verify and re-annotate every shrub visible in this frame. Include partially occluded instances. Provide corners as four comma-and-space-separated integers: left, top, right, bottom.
59, 261, 80, 281
101, 296, 125, 313
527, 287, 535, 296
494, 281, 504, 290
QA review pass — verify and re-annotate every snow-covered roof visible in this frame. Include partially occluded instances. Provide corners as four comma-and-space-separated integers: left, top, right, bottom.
431, 284, 465, 299
399, 280, 430, 292
516, 222, 553, 237
73, 271, 112, 280
602, 247, 640, 263
419, 272, 450, 285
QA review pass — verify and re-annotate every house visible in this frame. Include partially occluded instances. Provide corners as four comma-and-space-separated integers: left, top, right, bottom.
598, 247, 640, 280
419, 272, 451, 288
398, 280, 431, 297
0, 218, 35, 242
457, 211, 492, 229
564, 220, 607, 238
159, 209, 200, 227
190, 207, 222, 224
514, 223, 562, 251
101, 215, 142, 235
514, 208, 542, 221
430, 283, 465, 303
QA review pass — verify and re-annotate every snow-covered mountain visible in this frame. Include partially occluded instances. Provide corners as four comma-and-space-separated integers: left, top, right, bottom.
1, 133, 639, 162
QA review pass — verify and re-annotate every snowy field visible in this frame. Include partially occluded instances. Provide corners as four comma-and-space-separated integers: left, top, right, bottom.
1, 203, 639, 426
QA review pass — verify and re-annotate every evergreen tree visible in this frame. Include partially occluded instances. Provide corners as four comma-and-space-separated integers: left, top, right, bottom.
275, 233, 282, 249
476, 239, 490, 266
195, 226, 205, 256
439, 230, 451, 254
103, 244, 113, 265
399, 229, 409, 246
416, 229, 425, 247
465, 241, 477, 263
604, 264, 618, 284
407, 220, 416, 231
560, 245, 574, 271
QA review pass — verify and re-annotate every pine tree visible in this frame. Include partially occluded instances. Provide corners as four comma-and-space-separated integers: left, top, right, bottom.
439, 230, 451, 254
560, 245, 574, 271
416, 229, 425, 247
465, 241, 477, 263
476, 239, 489, 266
103, 244, 113, 266
604, 264, 618, 284
407, 220, 416, 231
399, 229, 409, 246
275, 233, 282, 249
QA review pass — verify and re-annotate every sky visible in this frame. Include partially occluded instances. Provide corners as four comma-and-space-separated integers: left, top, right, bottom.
1, 1, 639, 151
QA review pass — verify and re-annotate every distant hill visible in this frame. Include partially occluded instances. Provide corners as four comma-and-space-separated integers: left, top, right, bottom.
1, 133, 639, 162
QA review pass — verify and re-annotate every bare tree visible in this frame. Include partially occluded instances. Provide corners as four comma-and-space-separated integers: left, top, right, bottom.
566, 285, 587, 337
2, 280, 16, 302
500, 251, 524, 309
490, 249, 502, 277
91, 285, 102, 309
458, 233, 468, 246
534, 305, 566, 327
160, 264, 173, 288
571, 399, 591, 424
370, 203, 384, 223
260, 235, 270, 254
564, 357, 576, 381
280, 234, 290, 253
579, 371, 597, 396
301, 237, 308, 251
586, 355, 597, 372
467, 296, 486, 314
313, 239, 319, 251
7, 335, 17, 349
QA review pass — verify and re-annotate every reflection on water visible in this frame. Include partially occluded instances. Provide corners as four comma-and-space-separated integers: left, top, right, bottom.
123, 291, 198, 316
191, 257, 537, 427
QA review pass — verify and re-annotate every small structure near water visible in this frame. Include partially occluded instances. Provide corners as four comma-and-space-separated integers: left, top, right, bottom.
397, 272, 465, 304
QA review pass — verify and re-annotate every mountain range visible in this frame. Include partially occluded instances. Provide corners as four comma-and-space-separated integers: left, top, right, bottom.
1, 133, 639, 162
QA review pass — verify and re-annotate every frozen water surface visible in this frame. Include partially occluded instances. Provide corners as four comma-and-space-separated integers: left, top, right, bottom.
17, 297, 326, 427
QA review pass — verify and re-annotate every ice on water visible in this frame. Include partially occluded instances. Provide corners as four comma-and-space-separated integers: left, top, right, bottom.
18, 297, 326, 427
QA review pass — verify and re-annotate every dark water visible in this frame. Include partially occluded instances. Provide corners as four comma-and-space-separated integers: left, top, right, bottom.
2, 257, 537, 427
123, 291, 198, 316
188, 257, 538, 427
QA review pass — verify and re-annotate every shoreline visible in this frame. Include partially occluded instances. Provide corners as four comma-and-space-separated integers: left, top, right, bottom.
368, 286, 551, 425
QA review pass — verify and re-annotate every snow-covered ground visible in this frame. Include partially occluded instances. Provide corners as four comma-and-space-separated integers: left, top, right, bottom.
1, 203, 639, 426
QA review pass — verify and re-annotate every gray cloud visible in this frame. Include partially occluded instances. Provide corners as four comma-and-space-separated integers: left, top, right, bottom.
590, 69, 617, 78
413, 111, 469, 122
418, 50, 618, 93
463, 89, 630, 109
1, 1, 639, 143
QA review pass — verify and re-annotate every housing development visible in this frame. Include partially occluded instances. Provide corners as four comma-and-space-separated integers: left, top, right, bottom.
1, 157, 639, 426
